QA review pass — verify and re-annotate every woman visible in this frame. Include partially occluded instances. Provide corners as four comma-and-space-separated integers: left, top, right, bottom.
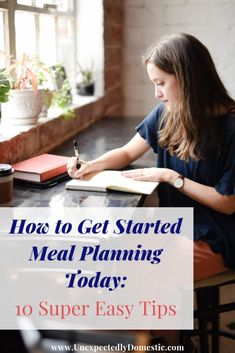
68, 33, 235, 281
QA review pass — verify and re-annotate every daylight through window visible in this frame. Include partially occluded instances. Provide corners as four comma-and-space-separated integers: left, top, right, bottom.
0, 0, 75, 81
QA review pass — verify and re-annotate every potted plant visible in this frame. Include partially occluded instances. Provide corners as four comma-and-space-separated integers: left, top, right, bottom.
76, 61, 95, 96
47, 64, 75, 119
0, 69, 11, 103
0, 54, 47, 126
36, 63, 74, 119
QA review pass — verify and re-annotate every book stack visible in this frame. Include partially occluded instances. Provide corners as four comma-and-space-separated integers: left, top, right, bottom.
13, 154, 69, 187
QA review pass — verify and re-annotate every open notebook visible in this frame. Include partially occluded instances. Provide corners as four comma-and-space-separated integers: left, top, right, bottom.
65, 170, 158, 195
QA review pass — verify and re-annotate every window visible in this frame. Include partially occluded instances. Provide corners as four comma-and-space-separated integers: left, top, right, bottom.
0, 0, 75, 84
0, 10, 5, 67
1, 0, 105, 99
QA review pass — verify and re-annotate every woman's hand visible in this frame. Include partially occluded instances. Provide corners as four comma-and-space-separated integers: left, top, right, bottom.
122, 167, 174, 183
67, 157, 94, 179
67, 133, 150, 180
122, 168, 235, 215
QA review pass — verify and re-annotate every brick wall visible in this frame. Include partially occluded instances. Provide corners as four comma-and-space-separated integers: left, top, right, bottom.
123, 0, 235, 117
103, 0, 123, 116
0, 98, 107, 164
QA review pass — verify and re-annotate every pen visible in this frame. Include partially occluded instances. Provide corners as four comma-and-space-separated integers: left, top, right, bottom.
73, 139, 81, 169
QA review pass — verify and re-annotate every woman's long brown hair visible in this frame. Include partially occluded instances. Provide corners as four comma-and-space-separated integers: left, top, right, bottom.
143, 33, 235, 161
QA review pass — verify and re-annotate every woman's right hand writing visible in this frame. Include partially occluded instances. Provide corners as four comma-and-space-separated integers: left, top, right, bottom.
67, 157, 94, 179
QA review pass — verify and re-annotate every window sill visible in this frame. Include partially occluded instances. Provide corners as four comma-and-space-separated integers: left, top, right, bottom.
0, 95, 100, 141
0, 95, 106, 164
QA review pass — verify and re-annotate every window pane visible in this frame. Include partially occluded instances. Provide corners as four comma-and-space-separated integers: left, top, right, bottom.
34, 1, 72, 11
15, 12, 36, 57
34, 0, 44, 8
17, 0, 33, 5
35, 0, 53, 8
0, 11, 5, 68
39, 14, 56, 66
57, 16, 75, 80
56, 0, 71, 12
35, 1, 61, 9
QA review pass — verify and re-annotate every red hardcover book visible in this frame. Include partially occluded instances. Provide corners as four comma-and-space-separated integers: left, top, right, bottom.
12, 154, 69, 182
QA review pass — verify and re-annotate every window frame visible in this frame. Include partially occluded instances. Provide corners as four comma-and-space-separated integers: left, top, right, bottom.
0, 0, 76, 70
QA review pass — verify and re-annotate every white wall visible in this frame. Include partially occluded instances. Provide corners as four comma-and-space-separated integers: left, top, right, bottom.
123, 0, 235, 117
76, 0, 104, 96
